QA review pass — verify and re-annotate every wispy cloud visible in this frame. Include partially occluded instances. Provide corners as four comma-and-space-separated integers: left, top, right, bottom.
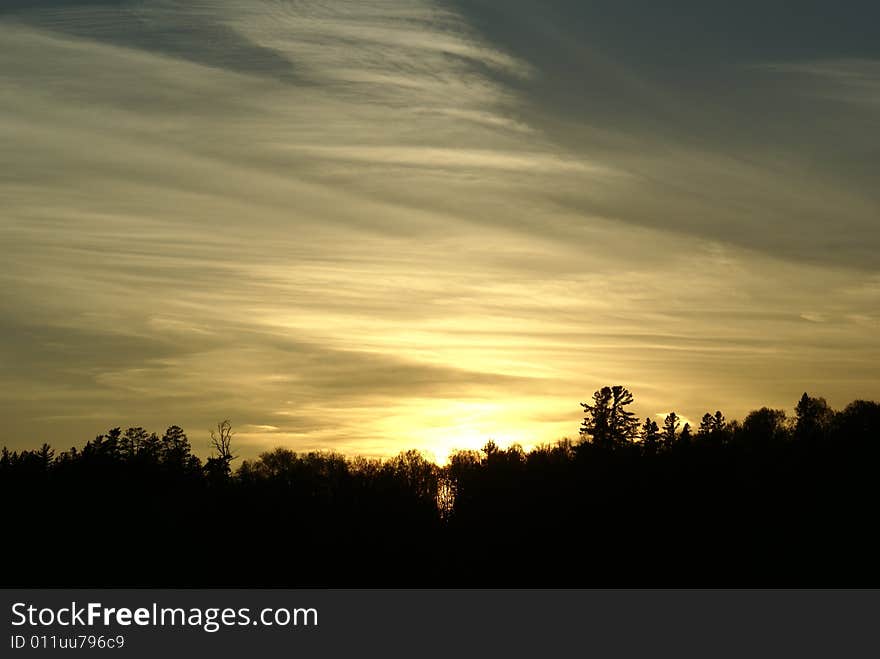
760, 59, 880, 106
1, 1, 879, 457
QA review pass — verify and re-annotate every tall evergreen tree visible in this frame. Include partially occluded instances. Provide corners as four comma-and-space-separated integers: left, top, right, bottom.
698, 413, 714, 438
641, 417, 660, 454
120, 427, 149, 460
661, 412, 680, 449
679, 423, 692, 446
580, 385, 639, 448
161, 425, 195, 472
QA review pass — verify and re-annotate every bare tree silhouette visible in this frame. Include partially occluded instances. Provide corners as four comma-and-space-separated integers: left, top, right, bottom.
206, 419, 236, 482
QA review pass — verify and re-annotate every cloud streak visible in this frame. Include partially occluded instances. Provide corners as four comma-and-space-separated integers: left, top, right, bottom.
1, 1, 879, 458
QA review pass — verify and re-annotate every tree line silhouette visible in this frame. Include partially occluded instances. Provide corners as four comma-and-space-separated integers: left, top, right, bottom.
2, 388, 879, 586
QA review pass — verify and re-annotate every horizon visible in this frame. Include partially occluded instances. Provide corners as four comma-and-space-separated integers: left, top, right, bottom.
3, 387, 871, 464
2, 1, 879, 460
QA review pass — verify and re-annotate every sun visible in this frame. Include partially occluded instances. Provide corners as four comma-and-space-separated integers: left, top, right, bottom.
372, 399, 546, 464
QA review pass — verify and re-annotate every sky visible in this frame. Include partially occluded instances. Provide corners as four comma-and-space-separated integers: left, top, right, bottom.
1, 1, 879, 461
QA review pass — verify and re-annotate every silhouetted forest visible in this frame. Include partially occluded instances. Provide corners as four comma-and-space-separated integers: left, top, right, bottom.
3, 388, 879, 586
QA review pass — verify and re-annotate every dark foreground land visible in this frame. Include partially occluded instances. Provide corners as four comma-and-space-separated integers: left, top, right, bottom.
2, 390, 878, 587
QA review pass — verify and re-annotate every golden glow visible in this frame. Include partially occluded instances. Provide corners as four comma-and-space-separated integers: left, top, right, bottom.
2, 4, 879, 459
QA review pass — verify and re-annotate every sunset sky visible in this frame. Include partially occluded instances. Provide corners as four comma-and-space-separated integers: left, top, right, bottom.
2, 1, 879, 460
